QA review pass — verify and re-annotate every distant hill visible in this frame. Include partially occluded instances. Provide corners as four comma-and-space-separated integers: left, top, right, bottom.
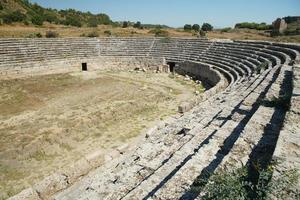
0, 0, 112, 27
0, 0, 170, 29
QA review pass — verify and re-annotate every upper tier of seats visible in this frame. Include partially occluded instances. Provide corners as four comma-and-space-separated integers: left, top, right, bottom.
1, 37, 299, 85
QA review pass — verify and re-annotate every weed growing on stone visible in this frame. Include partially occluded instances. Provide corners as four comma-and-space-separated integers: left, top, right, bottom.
256, 62, 269, 74
262, 95, 291, 111
192, 165, 299, 200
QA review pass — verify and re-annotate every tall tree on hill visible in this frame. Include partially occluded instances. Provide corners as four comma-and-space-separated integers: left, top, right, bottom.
192, 24, 200, 32
184, 24, 192, 31
201, 23, 213, 31
134, 21, 142, 29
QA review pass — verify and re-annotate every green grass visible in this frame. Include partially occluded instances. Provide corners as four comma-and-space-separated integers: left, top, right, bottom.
159, 37, 171, 43
262, 95, 291, 111
256, 62, 269, 74
190, 165, 299, 200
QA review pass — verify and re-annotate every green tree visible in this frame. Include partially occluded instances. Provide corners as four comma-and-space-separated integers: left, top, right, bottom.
201, 23, 213, 31
64, 16, 82, 27
31, 15, 43, 26
88, 18, 98, 27
43, 12, 59, 23
192, 24, 200, 31
96, 13, 111, 25
235, 22, 271, 30
149, 28, 169, 37
184, 24, 192, 31
3, 11, 26, 24
133, 21, 142, 29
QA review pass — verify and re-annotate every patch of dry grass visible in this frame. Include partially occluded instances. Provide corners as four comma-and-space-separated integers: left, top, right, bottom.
0, 71, 196, 199
1, 24, 299, 42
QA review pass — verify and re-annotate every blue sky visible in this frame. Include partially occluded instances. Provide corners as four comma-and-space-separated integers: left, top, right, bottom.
31, 0, 300, 28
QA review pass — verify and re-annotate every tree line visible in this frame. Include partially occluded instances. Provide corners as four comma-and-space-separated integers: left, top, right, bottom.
0, 0, 112, 27
183, 23, 213, 32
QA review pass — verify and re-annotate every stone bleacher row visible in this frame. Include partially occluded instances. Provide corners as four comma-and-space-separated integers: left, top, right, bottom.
6, 38, 300, 200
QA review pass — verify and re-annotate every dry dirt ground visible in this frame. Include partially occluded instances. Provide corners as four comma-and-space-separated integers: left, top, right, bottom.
0, 70, 201, 199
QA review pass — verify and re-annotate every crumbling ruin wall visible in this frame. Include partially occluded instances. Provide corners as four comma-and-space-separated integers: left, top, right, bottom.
176, 61, 228, 113
176, 61, 221, 88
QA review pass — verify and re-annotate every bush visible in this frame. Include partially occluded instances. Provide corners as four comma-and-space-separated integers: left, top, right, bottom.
192, 24, 200, 32
3, 10, 26, 24
95, 13, 111, 25
43, 12, 59, 24
27, 32, 43, 38
86, 31, 99, 37
191, 166, 299, 200
256, 62, 269, 74
133, 21, 142, 29
199, 30, 206, 37
31, 15, 43, 26
104, 30, 111, 36
87, 18, 98, 27
283, 16, 300, 24
2, 15, 13, 24
192, 31, 199, 37
202, 23, 213, 31
221, 27, 232, 33
45, 31, 59, 38
235, 22, 272, 30
149, 28, 169, 37
122, 21, 128, 28
64, 16, 82, 27
184, 24, 192, 31
262, 94, 291, 111
160, 37, 171, 43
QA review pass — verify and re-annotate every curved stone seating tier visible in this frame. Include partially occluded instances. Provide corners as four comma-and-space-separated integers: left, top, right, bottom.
208, 45, 280, 66
198, 57, 241, 84
3, 38, 300, 200
202, 51, 258, 73
235, 40, 300, 61
214, 41, 290, 62
201, 53, 253, 76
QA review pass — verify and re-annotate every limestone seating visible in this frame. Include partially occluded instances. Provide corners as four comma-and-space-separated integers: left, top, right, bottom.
154, 65, 282, 199
4, 38, 300, 200
201, 53, 252, 76
126, 49, 294, 199
52, 56, 287, 200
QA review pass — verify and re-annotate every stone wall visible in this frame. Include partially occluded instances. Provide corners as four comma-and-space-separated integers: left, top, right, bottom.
87, 56, 165, 72
176, 61, 228, 113
0, 56, 165, 79
176, 61, 221, 88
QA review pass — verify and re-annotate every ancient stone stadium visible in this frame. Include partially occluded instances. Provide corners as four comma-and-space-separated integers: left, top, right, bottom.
0, 37, 299, 200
